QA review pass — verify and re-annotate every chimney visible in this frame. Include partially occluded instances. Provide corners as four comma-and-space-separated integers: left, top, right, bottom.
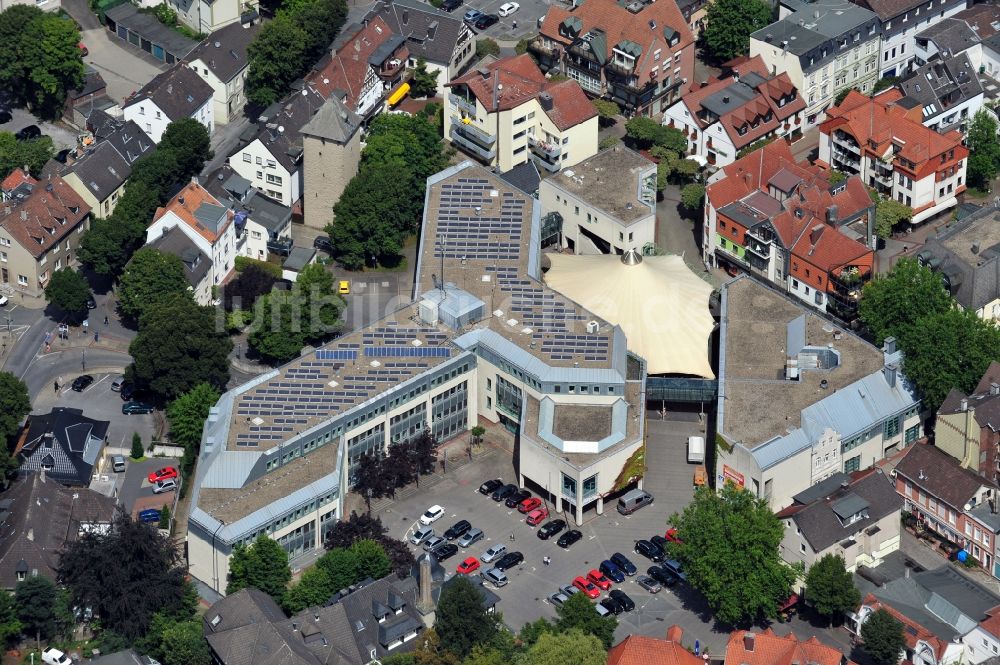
961, 398, 969, 411
972, 242, 981, 254
402, 8, 408, 23
191, 176, 200, 186
810, 224, 823, 245
991, 382, 999, 396
905, 565, 910, 578
885, 362, 897, 388
416, 554, 434, 614
883, 336, 896, 354
538, 92, 554, 111
667, 625, 684, 642
744, 633, 755, 652
427, 20, 438, 40
723, 95, 730, 104
26, 529, 33, 542
827, 204, 838, 224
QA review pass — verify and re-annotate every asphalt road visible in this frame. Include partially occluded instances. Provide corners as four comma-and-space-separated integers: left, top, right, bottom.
0, 108, 79, 151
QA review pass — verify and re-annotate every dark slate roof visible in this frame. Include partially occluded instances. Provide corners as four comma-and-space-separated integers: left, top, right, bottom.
918, 206, 1000, 312
938, 361, 1000, 433
203, 587, 288, 635
300, 95, 362, 145
68, 67, 107, 101
792, 472, 851, 504
20, 408, 108, 487
284, 246, 317, 271
243, 87, 325, 172
0, 472, 115, 589
915, 18, 981, 57
123, 63, 214, 123
204, 164, 293, 235
66, 118, 154, 201
498, 161, 541, 196
148, 225, 212, 289
89, 650, 159, 665
185, 22, 261, 83
788, 469, 902, 552
898, 54, 983, 128
105, 3, 198, 58
856, 0, 929, 21
894, 442, 996, 509
913, 566, 1000, 619
367, 0, 467, 66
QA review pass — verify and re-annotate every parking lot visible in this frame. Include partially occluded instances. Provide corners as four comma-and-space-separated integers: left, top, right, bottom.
378, 412, 711, 644
0, 108, 80, 152
453, 0, 552, 40
118, 457, 179, 518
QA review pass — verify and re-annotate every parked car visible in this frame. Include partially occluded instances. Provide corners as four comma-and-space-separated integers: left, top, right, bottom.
557, 530, 582, 549
572, 576, 600, 599
599, 560, 625, 583
560, 584, 580, 597
525, 506, 548, 526
433, 543, 459, 561
420, 504, 445, 525
505, 489, 531, 508
338, 280, 350, 295
120, 382, 136, 400
479, 478, 503, 495
646, 565, 678, 587
152, 478, 177, 494
595, 602, 612, 617
482, 567, 507, 587
86, 294, 96, 309
636, 575, 663, 593
517, 497, 542, 513
71, 374, 94, 391
457, 557, 480, 574
410, 525, 434, 545
0, 295, 7, 306
122, 401, 155, 415
111, 455, 126, 472
610, 552, 637, 576
609, 589, 635, 611
494, 551, 524, 571
138, 508, 161, 523
0, 111, 11, 125
54, 148, 72, 163
440, 0, 462, 10
587, 569, 612, 591
474, 13, 499, 30
481, 543, 507, 563
458, 527, 484, 548
600, 596, 624, 615
663, 559, 687, 582
491, 483, 517, 502
634, 539, 665, 562
537, 519, 566, 540
148, 467, 178, 484
267, 237, 293, 256
443, 519, 471, 540
111, 376, 126, 392
313, 235, 334, 253
650, 535, 669, 551
41, 647, 72, 665
463, 8, 483, 22
422, 536, 446, 552
498, 2, 519, 15
548, 590, 569, 606
16, 125, 41, 141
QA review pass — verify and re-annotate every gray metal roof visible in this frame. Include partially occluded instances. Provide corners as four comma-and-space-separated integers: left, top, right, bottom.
184, 21, 260, 83
898, 53, 983, 127
369, 34, 407, 65
793, 472, 851, 504
916, 17, 981, 57
752, 0, 878, 66
284, 246, 316, 271
701, 81, 760, 117
106, 3, 198, 59
368, 0, 467, 66
830, 492, 869, 520
791, 469, 901, 552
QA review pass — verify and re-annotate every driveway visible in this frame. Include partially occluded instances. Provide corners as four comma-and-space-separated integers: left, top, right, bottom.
36, 371, 157, 447
452, 0, 547, 41
119, 457, 179, 517
0, 108, 79, 151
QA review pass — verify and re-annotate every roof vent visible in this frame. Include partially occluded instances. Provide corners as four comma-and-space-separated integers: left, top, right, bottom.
586, 320, 599, 334
214, 41, 221, 48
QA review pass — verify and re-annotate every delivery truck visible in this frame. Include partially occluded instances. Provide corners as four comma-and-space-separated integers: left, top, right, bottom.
687, 436, 705, 464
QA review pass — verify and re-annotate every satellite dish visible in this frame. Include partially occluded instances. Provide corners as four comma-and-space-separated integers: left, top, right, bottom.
302, 89, 308, 96
323, 78, 330, 84
278, 126, 285, 133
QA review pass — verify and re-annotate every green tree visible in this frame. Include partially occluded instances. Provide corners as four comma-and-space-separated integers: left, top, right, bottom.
130, 432, 144, 459
476, 38, 500, 58
861, 608, 906, 665
227, 535, 292, 601
874, 198, 912, 238
702, 0, 773, 63
0, 372, 30, 480
44, 268, 91, 319
118, 248, 191, 323
160, 119, 213, 180
435, 575, 498, 659
858, 258, 953, 348
0, 132, 54, 178
966, 109, 1000, 190
157, 618, 211, 665
166, 383, 220, 480
363, 113, 449, 182
828, 170, 848, 185
591, 99, 620, 127
350, 539, 391, 580
245, 14, 309, 107
525, 629, 606, 665
284, 565, 335, 613
129, 295, 232, 401
316, 548, 360, 590
293, 0, 348, 63
14, 576, 59, 645
804, 554, 861, 622
410, 58, 440, 98
670, 484, 796, 625
159, 504, 171, 530
247, 291, 307, 364
681, 183, 706, 212
0, 590, 21, 647
518, 618, 554, 647
554, 592, 617, 649
872, 76, 899, 94
671, 157, 700, 183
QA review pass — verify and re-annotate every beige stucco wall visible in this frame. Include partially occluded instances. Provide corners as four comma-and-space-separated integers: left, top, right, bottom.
62, 172, 124, 219
302, 130, 361, 231
780, 508, 901, 571
0, 216, 90, 301
935, 409, 980, 470
540, 176, 655, 255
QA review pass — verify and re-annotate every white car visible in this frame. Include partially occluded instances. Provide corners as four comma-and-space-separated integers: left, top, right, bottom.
0, 295, 8, 307
42, 647, 72, 665
153, 478, 177, 494
420, 505, 445, 525
498, 2, 519, 15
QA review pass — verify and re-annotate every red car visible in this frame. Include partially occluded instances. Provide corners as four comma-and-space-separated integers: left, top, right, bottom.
148, 467, 178, 484
456, 557, 480, 575
587, 569, 612, 591
525, 506, 549, 526
573, 576, 600, 599
665, 528, 683, 544
518, 497, 542, 513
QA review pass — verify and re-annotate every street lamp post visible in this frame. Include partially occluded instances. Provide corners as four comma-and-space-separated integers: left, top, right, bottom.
81, 348, 86, 371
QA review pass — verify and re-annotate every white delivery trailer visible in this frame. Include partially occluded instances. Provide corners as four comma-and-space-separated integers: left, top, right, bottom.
687, 436, 705, 464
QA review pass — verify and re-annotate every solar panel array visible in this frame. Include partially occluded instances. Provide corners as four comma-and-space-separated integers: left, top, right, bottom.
364, 346, 451, 358
361, 324, 449, 347
435, 179, 526, 262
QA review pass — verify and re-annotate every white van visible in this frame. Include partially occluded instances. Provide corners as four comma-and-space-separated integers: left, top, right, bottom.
687, 436, 705, 464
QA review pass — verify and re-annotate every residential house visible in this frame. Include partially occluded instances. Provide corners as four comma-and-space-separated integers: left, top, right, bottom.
228, 87, 325, 208
937, 362, 1000, 481
912, 206, 1000, 320
0, 471, 115, 589
850, 0, 968, 78
776, 469, 903, 571
538, 145, 657, 255
1, 169, 36, 201
146, 180, 237, 288
0, 174, 91, 301
205, 165, 293, 259
607, 625, 705, 665
983, 32, 1000, 79
966, 606, 1000, 663
444, 54, 599, 172
663, 56, 806, 169
185, 22, 259, 125
366, 0, 475, 97
61, 118, 154, 217
63, 67, 113, 128
750, 0, 881, 126
893, 442, 997, 570
148, 225, 213, 305
166, 0, 258, 35
676, 0, 709, 37
18, 407, 108, 486
299, 94, 362, 230
950, 4, 1000, 42
715, 276, 923, 510
204, 576, 425, 664
898, 53, 984, 133
818, 89, 968, 225
704, 140, 876, 320
725, 629, 854, 665
123, 64, 214, 143
914, 18, 983, 70
967, 502, 1000, 581
530, 0, 696, 117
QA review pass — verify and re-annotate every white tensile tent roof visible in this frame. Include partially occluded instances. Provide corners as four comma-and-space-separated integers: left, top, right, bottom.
544, 251, 716, 378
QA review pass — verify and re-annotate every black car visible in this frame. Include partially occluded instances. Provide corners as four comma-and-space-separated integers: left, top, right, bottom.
313, 235, 334, 253
556, 529, 582, 549
651, 535, 670, 551
267, 237, 293, 257
634, 539, 665, 562
479, 478, 503, 495
600, 596, 624, 615
71, 374, 94, 391
609, 589, 635, 612
120, 382, 136, 400
494, 551, 523, 570
504, 489, 531, 508
86, 294, 96, 309
491, 483, 517, 502
440, 0, 462, 10
610, 552, 637, 576
54, 148, 72, 163
537, 519, 566, 540
473, 13, 499, 30
443, 520, 471, 540
122, 400, 155, 415
15, 125, 40, 141
646, 565, 678, 587
0, 111, 11, 124
432, 543, 459, 561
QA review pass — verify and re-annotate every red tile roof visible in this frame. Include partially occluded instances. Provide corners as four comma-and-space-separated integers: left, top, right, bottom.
309, 17, 398, 112
1, 168, 37, 193
0, 175, 91, 259
153, 181, 231, 243
861, 595, 949, 660
979, 606, 1000, 639
608, 630, 705, 665
726, 629, 851, 665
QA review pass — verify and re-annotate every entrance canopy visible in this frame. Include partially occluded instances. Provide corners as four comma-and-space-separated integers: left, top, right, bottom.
544, 251, 716, 378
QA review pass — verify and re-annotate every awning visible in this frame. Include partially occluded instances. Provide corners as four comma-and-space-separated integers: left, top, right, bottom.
387, 82, 410, 107
910, 196, 957, 224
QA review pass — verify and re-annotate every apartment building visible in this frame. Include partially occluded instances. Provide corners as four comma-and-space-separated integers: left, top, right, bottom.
123, 64, 214, 143
936, 362, 1000, 482
898, 53, 984, 133
205, 164, 293, 263
538, 146, 657, 255
188, 161, 646, 593
965, 610, 1000, 664
530, 0, 695, 117
705, 140, 876, 320
819, 89, 968, 224
148, 225, 213, 305
715, 276, 923, 510
851, 0, 968, 78
444, 54, 599, 173
185, 22, 259, 125
663, 56, 806, 169
167, 0, 257, 35
751, 0, 881, 125
914, 18, 982, 70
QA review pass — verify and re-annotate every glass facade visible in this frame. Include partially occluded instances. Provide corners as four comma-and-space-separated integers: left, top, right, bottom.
348, 423, 386, 483
432, 381, 468, 441
277, 520, 316, 559
496, 375, 523, 420
583, 474, 598, 499
391, 403, 427, 444
562, 473, 577, 501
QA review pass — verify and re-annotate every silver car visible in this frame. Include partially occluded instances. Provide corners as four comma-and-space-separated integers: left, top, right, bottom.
548, 590, 569, 606
637, 575, 663, 593
410, 526, 434, 545
422, 536, 445, 552
458, 528, 484, 548
481, 543, 506, 563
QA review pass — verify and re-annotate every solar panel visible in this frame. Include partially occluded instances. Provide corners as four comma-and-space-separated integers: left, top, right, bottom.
316, 349, 357, 360
364, 346, 451, 358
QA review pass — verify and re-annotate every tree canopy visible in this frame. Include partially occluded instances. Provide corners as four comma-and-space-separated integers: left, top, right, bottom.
435, 575, 499, 659
966, 109, 1000, 190
0, 132, 53, 179
410, 58, 439, 98
702, 0, 773, 63
861, 608, 906, 665
554, 591, 618, 649
160, 119, 214, 177
859, 258, 953, 346
804, 554, 861, 621
323, 512, 416, 578
223, 262, 277, 312
44, 268, 92, 320
524, 629, 606, 665
0, 590, 21, 647
0, 372, 30, 452
118, 248, 190, 323
14, 576, 62, 644
669, 484, 796, 625
874, 198, 912, 239
166, 383, 220, 483
681, 183, 706, 213
227, 535, 292, 600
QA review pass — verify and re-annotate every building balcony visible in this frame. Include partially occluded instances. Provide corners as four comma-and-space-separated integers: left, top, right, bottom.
528, 36, 559, 57
567, 43, 600, 64
530, 151, 561, 173
377, 60, 405, 79
528, 135, 561, 159
496, 401, 521, 420
450, 125, 496, 162
449, 94, 477, 116
451, 118, 495, 146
